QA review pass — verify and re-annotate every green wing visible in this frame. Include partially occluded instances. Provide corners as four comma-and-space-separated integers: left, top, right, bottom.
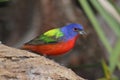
25, 28, 64, 45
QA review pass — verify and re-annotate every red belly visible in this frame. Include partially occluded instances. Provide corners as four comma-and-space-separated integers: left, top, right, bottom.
23, 37, 77, 56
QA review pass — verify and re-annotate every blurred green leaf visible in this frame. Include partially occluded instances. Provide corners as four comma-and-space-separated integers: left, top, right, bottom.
101, 59, 111, 80
79, 0, 120, 79
109, 0, 120, 14
117, 63, 120, 70
79, 0, 112, 54
109, 38, 120, 73
0, 0, 9, 2
90, 0, 120, 37
98, 60, 118, 80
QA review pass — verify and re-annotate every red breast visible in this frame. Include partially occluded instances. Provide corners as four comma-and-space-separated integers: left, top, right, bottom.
23, 36, 78, 56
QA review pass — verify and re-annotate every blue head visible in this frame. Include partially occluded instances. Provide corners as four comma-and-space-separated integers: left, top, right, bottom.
61, 23, 86, 41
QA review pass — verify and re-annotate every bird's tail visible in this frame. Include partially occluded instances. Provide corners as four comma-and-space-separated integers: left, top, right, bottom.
21, 44, 35, 50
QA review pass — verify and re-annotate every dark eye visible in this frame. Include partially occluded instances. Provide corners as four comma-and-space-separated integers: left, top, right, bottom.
73, 28, 78, 31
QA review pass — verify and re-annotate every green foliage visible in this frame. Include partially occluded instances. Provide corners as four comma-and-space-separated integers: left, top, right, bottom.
109, 39, 120, 73
0, 0, 9, 2
79, 0, 120, 79
79, 0, 112, 53
109, 0, 120, 14
90, 0, 120, 37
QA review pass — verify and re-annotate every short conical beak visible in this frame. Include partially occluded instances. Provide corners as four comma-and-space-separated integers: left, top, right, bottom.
79, 30, 86, 35
79, 30, 87, 37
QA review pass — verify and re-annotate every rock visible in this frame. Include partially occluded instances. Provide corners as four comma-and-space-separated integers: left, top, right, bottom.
0, 44, 85, 80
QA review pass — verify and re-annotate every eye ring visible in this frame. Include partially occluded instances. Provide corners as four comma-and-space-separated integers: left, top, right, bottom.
73, 28, 78, 31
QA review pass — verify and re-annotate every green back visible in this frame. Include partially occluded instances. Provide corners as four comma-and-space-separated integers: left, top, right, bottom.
26, 28, 64, 45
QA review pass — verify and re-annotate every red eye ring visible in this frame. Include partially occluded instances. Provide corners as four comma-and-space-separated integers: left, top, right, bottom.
73, 28, 78, 31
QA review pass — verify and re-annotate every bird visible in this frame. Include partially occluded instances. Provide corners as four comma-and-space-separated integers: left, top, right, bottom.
22, 23, 86, 56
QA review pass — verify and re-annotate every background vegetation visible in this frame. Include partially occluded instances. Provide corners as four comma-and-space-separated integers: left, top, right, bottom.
79, 0, 120, 79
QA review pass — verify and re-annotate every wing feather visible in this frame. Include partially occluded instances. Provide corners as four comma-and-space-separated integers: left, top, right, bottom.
25, 28, 64, 45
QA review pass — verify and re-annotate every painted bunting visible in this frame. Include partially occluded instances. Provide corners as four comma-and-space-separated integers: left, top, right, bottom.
23, 23, 86, 56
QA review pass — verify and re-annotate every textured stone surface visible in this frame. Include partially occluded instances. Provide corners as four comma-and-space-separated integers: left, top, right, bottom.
0, 44, 84, 80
